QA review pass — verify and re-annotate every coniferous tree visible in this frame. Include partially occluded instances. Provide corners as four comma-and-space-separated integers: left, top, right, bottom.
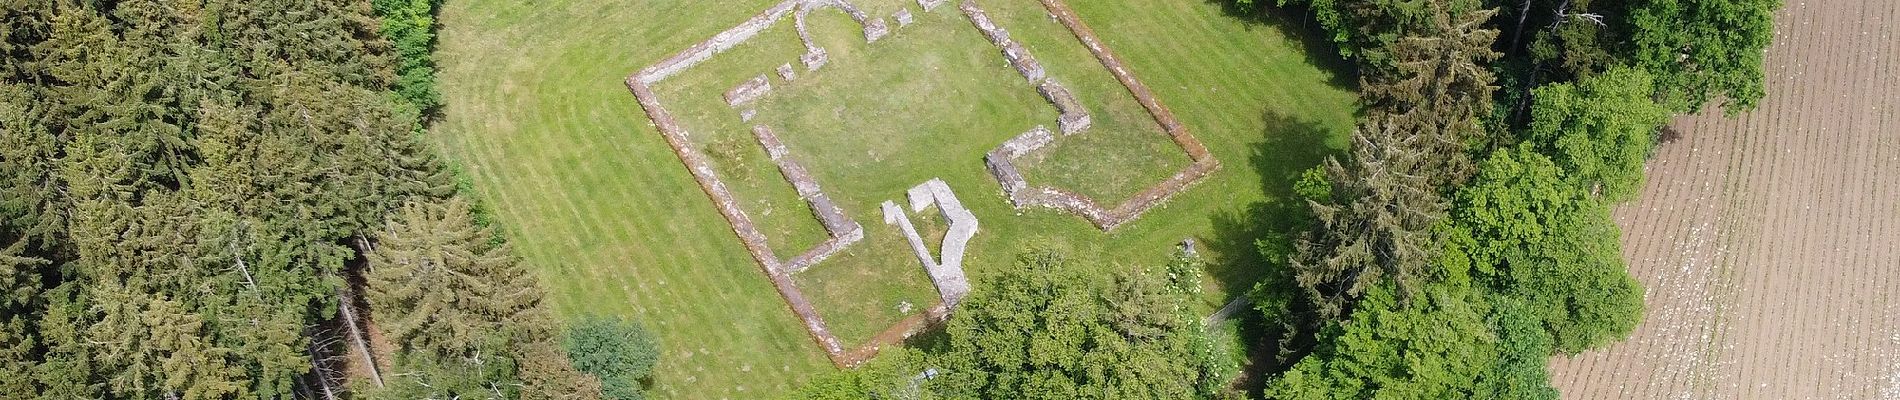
1290, 0, 1500, 317
1293, 116, 1448, 317
366, 198, 519, 362
0, 0, 565, 397
365, 198, 599, 398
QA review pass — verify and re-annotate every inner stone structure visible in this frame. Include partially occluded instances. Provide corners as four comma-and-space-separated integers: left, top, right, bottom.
884, 179, 976, 306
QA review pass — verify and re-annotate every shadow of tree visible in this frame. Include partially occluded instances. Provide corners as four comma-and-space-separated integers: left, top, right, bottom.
1201, 110, 1343, 303
1201, 0, 1359, 90
1200, 109, 1345, 394
1657, 124, 1685, 145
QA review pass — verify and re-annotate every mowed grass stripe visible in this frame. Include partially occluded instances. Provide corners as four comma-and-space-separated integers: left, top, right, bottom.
434, 0, 839, 395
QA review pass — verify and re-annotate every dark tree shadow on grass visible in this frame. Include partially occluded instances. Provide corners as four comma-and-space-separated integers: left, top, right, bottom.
1202, 110, 1341, 306
1202, 0, 1359, 91
901, 322, 950, 353
1201, 110, 1345, 394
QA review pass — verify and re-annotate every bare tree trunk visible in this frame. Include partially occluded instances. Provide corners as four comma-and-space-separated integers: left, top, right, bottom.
306, 342, 341, 400
231, 222, 258, 291
338, 284, 385, 388
1510, 0, 1534, 51
1512, 0, 1575, 125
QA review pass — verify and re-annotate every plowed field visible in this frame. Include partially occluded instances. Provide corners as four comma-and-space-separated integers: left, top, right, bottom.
1547, 1, 1900, 398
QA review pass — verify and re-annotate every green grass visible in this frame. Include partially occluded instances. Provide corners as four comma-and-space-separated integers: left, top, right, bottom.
431, 0, 1357, 397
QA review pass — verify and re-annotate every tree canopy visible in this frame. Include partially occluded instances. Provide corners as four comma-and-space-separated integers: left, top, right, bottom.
1627, 0, 1780, 113
0, 0, 596, 398
1523, 68, 1671, 202
1230, 0, 1731, 396
564, 315, 661, 400
930, 252, 1228, 400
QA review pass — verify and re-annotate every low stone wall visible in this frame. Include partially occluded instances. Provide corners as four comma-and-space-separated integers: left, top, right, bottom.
750, 125, 863, 272
992, 126, 1055, 159
960, 1, 1009, 44
961, 1, 1057, 86
1037, 81, 1091, 134
629, 80, 864, 360
1037, 0, 1215, 163
635, 1, 800, 85
835, 301, 953, 365
970, 0, 1219, 231
725, 75, 773, 106
783, 220, 863, 272
984, 126, 1051, 196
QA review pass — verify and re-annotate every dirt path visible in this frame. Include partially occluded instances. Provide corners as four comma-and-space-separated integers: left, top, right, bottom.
1547, 1, 1900, 398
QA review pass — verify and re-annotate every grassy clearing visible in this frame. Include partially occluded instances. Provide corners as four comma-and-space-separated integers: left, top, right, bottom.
431, 0, 1357, 397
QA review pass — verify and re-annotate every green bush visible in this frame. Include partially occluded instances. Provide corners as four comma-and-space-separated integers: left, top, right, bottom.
563, 316, 661, 400
371, 0, 445, 113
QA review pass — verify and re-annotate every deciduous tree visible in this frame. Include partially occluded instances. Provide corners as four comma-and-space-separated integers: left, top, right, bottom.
932, 251, 1225, 400
1628, 0, 1779, 113
1524, 67, 1669, 202
1449, 147, 1644, 353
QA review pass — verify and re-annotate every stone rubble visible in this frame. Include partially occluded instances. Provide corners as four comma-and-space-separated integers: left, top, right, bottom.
862, 19, 890, 43
724, 75, 773, 106
894, 8, 915, 27
776, 63, 797, 81
800, 48, 830, 71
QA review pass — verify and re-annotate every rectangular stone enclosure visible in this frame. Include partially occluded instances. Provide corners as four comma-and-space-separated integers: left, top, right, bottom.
625, 0, 1215, 367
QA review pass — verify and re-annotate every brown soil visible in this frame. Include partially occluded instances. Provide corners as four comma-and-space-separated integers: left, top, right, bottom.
1547, 1, 1900, 398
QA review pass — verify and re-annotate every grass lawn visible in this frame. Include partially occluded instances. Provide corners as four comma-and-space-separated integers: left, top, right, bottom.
431, 0, 1358, 397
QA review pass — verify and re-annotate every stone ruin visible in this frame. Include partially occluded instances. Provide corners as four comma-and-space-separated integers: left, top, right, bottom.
961, 2, 1008, 44
983, 126, 1054, 194
958, 0, 1084, 137
971, 0, 1220, 231
631, 1, 800, 85
725, 74, 774, 106
752, 126, 864, 273
1038, 80, 1092, 134
881, 178, 976, 306
801, 48, 830, 71
777, 63, 798, 81
894, 8, 915, 27
624, 0, 1216, 367
801, 0, 888, 44
626, 0, 974, 368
